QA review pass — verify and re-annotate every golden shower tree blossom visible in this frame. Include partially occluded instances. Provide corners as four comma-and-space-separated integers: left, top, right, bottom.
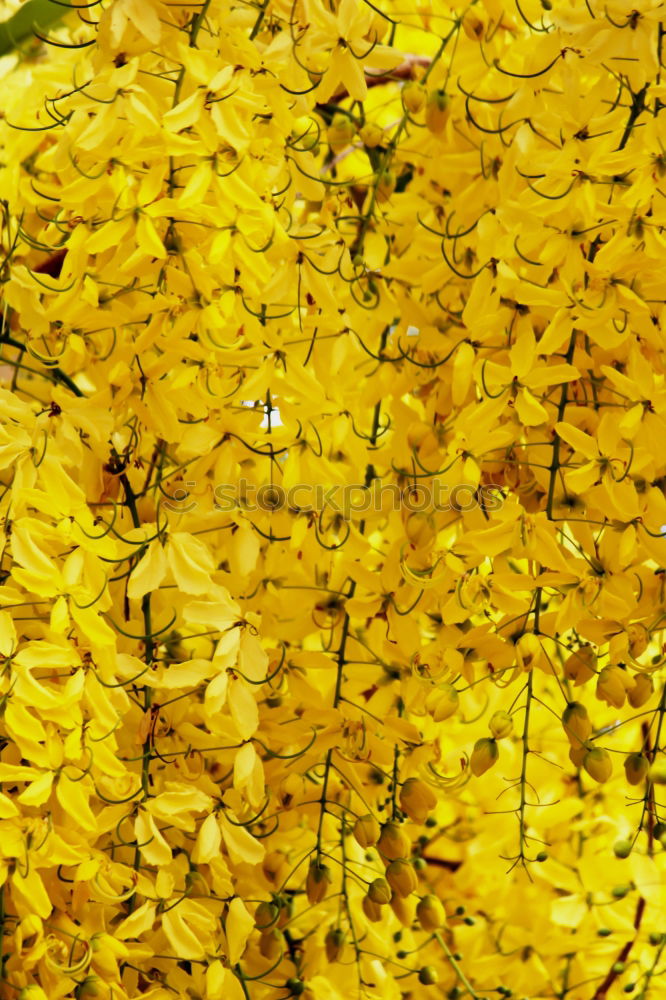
0, 1, 666, 999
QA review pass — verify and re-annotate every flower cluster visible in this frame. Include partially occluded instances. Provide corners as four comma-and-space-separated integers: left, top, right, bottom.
1, 0, 666, 998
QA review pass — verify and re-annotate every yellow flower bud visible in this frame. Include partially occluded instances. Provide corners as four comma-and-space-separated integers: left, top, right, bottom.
402, 81, 427, 114
376, 168, 396, 203
426, 683, 459, 722
362, 894, 383, 922
596, 665, 628, 708
353, 813, 380, 849
19, 990, 48, 1000
425, 89, 450, 134
377, 821, 411, 860
399, 777, 437, 824
461, 8, 487, 40
325, 927, 345, 962
562, 702, 592, 746
627, 673, 652, 708
624, 752, 649, 786
568, 742, 587, 768
306, 862, 331, 905
327, 113, 355, 154
359, 122, 384, 148
470, 737, 499, 777
386, 859, 418, 898
563, 645, 596, 685
390, 890, 415, 926
583, 747, 612, 783
489, 710, 513, 740
368, 877, 392, 904
416, 893, 446, 931
259, 928, 283, 960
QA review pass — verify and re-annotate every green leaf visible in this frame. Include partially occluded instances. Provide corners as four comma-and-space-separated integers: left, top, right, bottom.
0, 0, 71, 57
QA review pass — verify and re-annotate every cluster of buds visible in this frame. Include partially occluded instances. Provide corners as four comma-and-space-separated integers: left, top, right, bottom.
561, 701, 613, 782
470, 710, 513, 777
349, 779, 450, 937
254, 896, 294, 959
596, 665, 652, 709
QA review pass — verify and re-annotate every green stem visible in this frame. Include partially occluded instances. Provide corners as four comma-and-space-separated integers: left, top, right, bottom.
516, 671, 534, 864
316, 352, 387, 857
119, 471, 155, 912
0, 0, 70, 56
434, 931, 479, 1000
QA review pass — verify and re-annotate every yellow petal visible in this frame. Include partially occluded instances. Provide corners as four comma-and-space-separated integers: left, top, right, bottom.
226, 896, 254, 964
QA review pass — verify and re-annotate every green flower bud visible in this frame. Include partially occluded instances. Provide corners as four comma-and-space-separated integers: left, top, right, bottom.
614, 839, 632, 859
418, 965, 440, 985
